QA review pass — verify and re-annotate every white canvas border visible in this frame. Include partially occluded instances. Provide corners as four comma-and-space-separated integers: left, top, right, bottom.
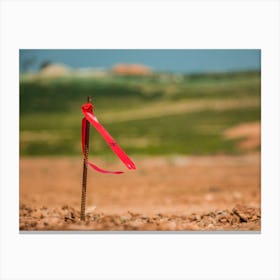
1, 1, 279, 279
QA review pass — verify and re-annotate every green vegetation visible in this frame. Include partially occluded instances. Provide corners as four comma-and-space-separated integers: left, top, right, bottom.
20, 71, 260, 156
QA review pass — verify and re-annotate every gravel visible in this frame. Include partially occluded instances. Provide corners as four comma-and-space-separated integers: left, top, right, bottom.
20, 204, 261, 231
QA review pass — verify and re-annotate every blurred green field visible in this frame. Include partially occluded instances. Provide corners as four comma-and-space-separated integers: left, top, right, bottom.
20, 71, 260, 156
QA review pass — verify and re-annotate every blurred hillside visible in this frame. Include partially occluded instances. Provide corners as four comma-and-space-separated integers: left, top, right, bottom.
20, 67, 260, 157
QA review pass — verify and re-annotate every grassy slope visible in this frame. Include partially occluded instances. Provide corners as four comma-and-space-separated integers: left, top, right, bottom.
20, 71, 260, 156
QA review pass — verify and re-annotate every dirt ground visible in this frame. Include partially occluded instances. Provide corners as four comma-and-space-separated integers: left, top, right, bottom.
20, 153, 261, 231
224, 122, 260, 150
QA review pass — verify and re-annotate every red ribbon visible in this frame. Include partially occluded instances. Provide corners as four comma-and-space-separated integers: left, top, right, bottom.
81, 102, 136, 174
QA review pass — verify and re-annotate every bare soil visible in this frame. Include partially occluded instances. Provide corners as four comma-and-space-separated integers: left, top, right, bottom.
20, 153, 261, 231
224, 122, 260, 151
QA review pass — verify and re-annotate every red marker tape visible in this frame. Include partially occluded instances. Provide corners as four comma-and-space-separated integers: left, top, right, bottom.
82, 102, 136, 174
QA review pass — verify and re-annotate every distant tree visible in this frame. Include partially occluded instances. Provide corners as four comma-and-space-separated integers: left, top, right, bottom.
40, 60, 52, 70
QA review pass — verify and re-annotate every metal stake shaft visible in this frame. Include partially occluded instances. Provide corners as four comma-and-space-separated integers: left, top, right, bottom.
80, 96, 91, 221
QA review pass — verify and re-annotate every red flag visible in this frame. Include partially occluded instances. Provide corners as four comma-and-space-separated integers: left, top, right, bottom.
81, 102, 136, 174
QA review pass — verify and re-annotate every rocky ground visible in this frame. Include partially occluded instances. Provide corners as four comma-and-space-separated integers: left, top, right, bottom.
20, 204, 260, 231
20, 153, 261, 231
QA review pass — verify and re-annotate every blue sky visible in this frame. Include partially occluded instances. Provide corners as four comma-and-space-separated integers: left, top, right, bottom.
20, 49, 260, 74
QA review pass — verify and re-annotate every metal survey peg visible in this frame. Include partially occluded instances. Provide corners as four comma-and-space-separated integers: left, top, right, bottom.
80, 96, 92, 221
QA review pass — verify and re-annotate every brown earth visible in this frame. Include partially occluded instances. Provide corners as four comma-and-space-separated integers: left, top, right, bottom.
224, 122, 260, 150
20, 153, 261, 231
